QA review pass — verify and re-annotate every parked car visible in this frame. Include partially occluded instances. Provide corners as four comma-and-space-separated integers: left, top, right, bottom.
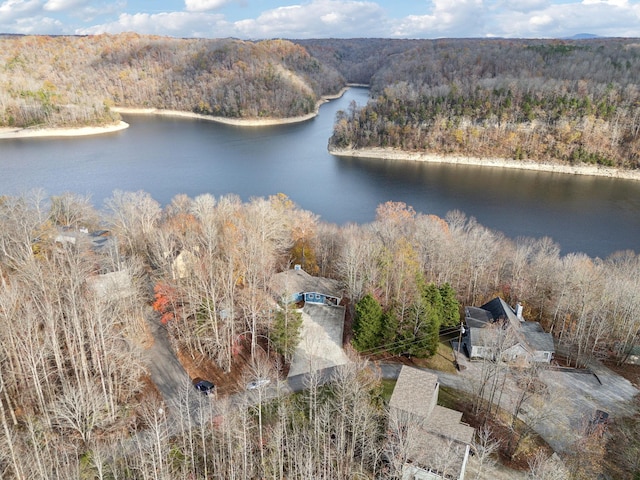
587, 409, 610, 435
194, 379, 215, 396
246, 378, 270, 390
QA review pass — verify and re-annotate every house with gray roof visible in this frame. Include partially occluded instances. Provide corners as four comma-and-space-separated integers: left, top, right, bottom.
463, 297, 555, 364
389, 366, 474, 480
271, 267, 348, 376
270, 265, 342, 306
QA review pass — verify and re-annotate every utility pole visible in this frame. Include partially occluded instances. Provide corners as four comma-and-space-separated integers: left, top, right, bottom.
455, 320, 465, 371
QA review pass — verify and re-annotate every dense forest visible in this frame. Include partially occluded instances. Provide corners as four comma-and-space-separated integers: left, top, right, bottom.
0, 191, 639, 478
2, 34, 640, 478
326, 38, 640, 170
294, 38, 423, 85
0, 34, 344, 128
3, 34, 640, 170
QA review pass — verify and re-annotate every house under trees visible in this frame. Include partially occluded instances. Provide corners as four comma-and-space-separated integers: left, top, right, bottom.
463, 297, 555, 364
270, 266, 348, 376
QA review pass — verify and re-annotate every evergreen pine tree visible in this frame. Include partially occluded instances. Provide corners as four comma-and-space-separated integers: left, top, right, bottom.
439, 282, 461, 327
421, 282, 444, 356
352, 293, 384, 352
382, 308, 401, 353
271, 302, 303, 362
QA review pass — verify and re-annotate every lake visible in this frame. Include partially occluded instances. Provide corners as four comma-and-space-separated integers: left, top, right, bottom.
1, 87, 639, 258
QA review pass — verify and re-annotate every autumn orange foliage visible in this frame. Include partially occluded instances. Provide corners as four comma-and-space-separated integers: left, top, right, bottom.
152, 282, 177, 324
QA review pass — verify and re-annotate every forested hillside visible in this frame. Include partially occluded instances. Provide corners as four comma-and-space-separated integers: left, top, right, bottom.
2, 35, 640, 477
327, 38, 640, 170
4, 35, 640, 172
294, 38, 421, 84
0, 34, 344, 128
1, 191, 639, 478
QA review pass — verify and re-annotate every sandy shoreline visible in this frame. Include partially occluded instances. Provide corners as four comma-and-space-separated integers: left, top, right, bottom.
0, 121, 130, 139
112, 87, 349, 127
112, 107, 319, 126
330, 146, 640, 181
0, 88, 350, 138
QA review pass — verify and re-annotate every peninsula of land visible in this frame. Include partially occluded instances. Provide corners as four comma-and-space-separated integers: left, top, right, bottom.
111, 88, 347, 127
0, 88, 348, 139
0, 87, 349, 139
0, 121, 130, 140
330, 146, 640, 182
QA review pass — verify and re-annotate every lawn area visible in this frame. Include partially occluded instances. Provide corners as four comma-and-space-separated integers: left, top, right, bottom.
438, 384, 468, 410
411, 341, 458, 374
380, 378, 396, 403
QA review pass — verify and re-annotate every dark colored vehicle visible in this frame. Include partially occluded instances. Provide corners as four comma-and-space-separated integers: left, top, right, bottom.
591, 409, 610, 424
587, 409, 610, 435
194, 379, 215, 396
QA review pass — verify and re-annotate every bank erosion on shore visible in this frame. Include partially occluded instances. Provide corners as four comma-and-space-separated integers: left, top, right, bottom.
330, 147, 640, 181
0, 121, 129, 140
110, 88, 348, 127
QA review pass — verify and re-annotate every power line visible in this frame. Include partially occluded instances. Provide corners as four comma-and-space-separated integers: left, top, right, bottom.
356, 325, 463, 356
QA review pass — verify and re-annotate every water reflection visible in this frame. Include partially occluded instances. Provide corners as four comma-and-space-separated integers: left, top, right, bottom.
334, 155, 640, 257
0, 87, 638, 258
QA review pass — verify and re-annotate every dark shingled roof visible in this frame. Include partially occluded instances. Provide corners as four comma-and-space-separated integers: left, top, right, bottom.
481, 297, 520, 328
465, 306, 494, 328
466, 298, 555, 357
520, 322, 555, 352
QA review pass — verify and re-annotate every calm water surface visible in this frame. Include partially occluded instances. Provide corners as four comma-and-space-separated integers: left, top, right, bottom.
1, 87, 639, 258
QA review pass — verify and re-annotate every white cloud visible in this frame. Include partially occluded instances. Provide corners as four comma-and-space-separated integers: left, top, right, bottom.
320, 12, 342, 24
491, 0, 640, 38
78, 11, 230, 37
582, 0, 628, 5
1, 14, 64, 34
529, 13, 553, 27
0, 0, 41, 21
393, 0, 485, 37
2, 0, 640, 40
498, 0, 550, 13
79, 2, 125, 22
43, 0, 87, 12
234, 0, 389, 39
185, 0, 230, 12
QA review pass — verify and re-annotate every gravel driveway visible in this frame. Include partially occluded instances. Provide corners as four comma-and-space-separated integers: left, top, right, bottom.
287, 303, 349, 377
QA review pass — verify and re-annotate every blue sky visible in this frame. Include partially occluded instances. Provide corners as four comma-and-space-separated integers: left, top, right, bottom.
1, 0, 639, 39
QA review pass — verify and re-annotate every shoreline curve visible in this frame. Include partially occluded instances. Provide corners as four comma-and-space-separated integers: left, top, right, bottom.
330, 146, 640, 182
0, 121, 130, 140
0, 87, 351, 138
112, 88, 349, 127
